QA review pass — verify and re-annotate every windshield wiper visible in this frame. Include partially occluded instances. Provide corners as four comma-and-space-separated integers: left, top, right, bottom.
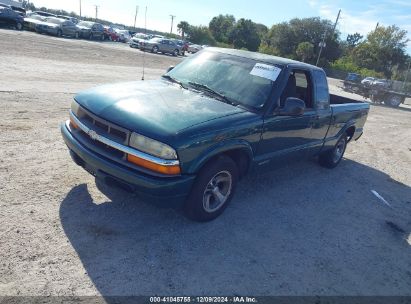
188, 81, 238, 106
162, 75, 186, 89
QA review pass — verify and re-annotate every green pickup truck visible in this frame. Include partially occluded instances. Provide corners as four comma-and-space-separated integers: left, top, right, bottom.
61, 48, 369, 221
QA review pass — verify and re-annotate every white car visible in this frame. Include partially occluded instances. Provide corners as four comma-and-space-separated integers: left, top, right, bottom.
115, 29, 131, 43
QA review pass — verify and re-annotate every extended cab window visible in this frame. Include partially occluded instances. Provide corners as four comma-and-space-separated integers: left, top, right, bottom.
313, 70, 330, 110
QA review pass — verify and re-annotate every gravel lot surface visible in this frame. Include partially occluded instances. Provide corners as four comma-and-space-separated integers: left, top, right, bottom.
0, 29, 410, 297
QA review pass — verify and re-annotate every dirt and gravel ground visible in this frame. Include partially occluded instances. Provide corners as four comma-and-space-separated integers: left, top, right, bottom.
0, 29, 410, 297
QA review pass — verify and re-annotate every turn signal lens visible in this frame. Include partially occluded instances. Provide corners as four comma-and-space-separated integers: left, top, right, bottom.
70, 116, 79, 129
127, 154, 181, 175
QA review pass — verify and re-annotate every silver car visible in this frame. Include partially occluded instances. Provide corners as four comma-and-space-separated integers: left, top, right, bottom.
36, 17, 80, 38
140, 37, 183, 56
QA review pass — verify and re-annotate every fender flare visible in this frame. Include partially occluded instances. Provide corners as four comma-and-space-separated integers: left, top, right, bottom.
187, 139, 254, 174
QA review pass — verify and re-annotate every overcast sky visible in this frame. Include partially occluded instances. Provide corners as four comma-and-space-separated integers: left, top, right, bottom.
30, 0, 411, 54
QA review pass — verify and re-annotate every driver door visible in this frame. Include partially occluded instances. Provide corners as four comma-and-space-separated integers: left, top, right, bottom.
256, 69, 317, 166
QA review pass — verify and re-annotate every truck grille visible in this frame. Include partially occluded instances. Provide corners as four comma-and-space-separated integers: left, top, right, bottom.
72, 106, 130, 160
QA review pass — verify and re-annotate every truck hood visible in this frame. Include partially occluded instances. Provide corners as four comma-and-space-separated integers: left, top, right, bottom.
74, 80, 246, 141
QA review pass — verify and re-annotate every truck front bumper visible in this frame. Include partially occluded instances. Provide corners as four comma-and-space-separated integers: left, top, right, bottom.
61, 123, 195, 207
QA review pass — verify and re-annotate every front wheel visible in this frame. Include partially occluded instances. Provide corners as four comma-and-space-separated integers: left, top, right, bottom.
173, 49, 179, 56
74, 32, 79, 39
152, 46, 159, 53
57, 29, 62, 37
319, 135, 347, 168
15, 22, 23, 31
184, 156, 238, 222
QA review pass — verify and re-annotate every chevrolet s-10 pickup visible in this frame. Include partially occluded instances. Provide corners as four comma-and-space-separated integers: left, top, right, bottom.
61, 48, 369, 221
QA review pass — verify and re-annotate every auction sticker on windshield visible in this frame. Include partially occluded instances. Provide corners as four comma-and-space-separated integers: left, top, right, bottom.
250, 63, 282, 82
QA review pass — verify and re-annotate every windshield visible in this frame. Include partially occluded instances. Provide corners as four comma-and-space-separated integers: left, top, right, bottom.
45, 18, 63, 24
166, 51, 280, 109
78, 21, 93, 27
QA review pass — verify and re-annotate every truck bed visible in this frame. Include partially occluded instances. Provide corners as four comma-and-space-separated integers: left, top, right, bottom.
330, 94, 365, 104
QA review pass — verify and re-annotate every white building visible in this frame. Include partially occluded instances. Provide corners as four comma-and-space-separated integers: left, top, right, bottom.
1, 0, 23, 7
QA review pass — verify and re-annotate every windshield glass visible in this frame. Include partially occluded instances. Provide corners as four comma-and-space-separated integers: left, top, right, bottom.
166, 51, 281, 109
78, 21, 93, 27
45, 18, 63, 24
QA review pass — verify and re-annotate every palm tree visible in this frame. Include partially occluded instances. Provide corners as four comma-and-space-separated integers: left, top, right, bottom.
177, 21, 190, 40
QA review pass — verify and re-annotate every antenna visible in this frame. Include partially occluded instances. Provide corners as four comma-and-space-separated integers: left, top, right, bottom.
142, 6, 147, 81
94, 5, 99, 21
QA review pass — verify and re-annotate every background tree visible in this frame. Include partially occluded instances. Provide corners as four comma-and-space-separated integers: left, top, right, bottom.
177, 21, 190, 40
260, 17, 342, 64
296, 42, 314, 62
209, 14, 235, 43
346, 32, 363, 48
351, 25, 409, 78
186, 25, 216, 45
228, 18, 260, 51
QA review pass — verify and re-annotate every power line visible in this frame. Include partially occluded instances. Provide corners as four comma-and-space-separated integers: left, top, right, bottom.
134, 5, 139, 29
170, 14, 175, 34
94, 5, 99, 21
316, 9, 341, 66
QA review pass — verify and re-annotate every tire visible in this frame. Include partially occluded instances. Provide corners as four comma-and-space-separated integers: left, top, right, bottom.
89, 33, 93, 40
319, 135, 347, 169
384, 94, 403, 107
16, 22, 23, 31
184, 155, 238, 222
152, 46, 159, 53
173, 49, 179, 56
56, 29, 62, 37
74, 32, 79, 39
101, 34, 105, 41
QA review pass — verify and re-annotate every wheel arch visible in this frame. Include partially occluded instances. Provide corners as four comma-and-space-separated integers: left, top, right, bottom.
187, 141, 254, 178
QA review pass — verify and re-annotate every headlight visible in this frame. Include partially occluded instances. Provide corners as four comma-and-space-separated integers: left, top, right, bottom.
129, 132, 177, 160
71, 100, 80, 116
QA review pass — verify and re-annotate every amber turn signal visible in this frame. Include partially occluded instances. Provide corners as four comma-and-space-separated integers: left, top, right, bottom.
69, 117, 79, 129
127, 154, 181, 175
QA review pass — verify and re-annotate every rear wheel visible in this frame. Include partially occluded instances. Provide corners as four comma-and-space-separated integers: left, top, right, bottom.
89, 33, 93, 40
384, 94, 403, 107
101, 34, 105, 41
184, 155, 238, 222
173, 49, 179, 56
74, 32, 79, 39
152, 46, 159, 53
57, 29, 62, 37
319, 135, 347, 168
15, 22, 23, 31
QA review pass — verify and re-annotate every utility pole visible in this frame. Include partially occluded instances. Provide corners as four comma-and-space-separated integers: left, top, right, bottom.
375, 22, 379, 31
134, 5, 139, 29
79, 0, 82, 18
170, 14, 175, 34
94, 5, 99, 21
316, 9, 341, 66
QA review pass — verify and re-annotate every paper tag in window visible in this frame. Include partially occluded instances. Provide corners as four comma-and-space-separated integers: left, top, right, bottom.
250, 63, 281, 81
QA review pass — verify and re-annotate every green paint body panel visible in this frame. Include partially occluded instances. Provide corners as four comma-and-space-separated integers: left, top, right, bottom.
62, 48, 370, 205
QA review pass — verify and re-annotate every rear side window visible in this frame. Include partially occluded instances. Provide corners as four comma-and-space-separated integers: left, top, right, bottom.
313, 70, 330, 110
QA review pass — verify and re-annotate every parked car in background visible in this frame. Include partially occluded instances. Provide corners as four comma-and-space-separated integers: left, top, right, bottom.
371, 78, 391, 89
173, 39, 188, 55
36, 17, 80, 38
23, 14, 45, 31
77, 21, 105, 40
361, 77, 375, 87
57, 15, 78, 24
10, 6, 26, 17
104, 26, 120, 41
187, 43, 202, 53
116, 29, 131, 43
0, 5, 23, 30
129, 32, 150, 48
31, 11, 56, 18
140, 37, 183, 56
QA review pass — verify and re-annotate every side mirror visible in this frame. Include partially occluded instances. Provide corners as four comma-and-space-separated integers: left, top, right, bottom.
166, 66, 174, 73
279, 97, 305, 116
